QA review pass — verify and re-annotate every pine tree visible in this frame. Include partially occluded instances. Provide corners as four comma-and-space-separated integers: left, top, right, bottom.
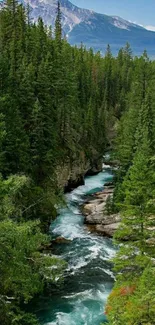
107, 52, 155, 325
54, 1, 62, 51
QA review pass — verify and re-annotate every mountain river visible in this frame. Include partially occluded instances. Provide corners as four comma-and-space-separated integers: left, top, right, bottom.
39, 166, 116, 325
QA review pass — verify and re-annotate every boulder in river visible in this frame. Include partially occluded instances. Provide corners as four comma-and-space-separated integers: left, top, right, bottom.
83, 188, 120, 237
104, 181, 114, 188
96, 223, 120, 237
52, 237, 72, 244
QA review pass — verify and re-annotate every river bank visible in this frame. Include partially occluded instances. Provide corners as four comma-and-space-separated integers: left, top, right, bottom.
82, 179, 120, 238
37, 167, 116, 325
56, 152, 103, 192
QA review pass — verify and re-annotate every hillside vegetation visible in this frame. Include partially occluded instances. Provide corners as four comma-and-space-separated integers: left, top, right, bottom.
1, 1, 155, 324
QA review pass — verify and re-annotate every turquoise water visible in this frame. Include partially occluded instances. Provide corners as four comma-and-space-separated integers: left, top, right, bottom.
38, 167, 116, 325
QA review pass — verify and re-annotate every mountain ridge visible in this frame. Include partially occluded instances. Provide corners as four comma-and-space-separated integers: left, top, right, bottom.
1, 0, 155, 56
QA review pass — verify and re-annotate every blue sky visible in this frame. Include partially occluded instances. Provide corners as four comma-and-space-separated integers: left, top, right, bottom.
71, 0, 155, 31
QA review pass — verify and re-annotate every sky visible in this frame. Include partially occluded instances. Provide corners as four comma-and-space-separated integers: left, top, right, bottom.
71, 0, 155, 31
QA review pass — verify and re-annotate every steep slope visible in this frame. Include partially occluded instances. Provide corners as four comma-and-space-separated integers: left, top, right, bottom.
69, 12, 155, 55
1, 0, 155, 55
20, 0, 92, 35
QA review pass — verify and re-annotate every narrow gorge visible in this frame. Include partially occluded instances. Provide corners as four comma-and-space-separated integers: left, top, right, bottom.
37, 164, 116, 325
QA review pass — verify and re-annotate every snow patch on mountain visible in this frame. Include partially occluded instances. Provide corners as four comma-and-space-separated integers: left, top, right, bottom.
111, 16, 144, 31
145, 25, 155, 32
19, 0, 93, 34
113, 19, 130, 31
0, 0, 147, 34
1, 0, 155, 57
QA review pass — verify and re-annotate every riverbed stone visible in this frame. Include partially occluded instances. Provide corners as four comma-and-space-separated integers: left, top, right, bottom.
52, 237, 71, 244
96, 223, 120, 237
83, 187, 120, 237
103, 181, 114, 188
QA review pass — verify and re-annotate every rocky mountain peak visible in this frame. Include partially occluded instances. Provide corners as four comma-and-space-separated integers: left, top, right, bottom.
1, 0, 155, 56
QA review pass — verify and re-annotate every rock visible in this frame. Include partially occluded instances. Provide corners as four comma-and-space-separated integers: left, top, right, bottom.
64, 176, 84, 192
103, 159, 119, 167
146, 238, 155, 246
85, 212, 106, 225
87, 225, 98, 233
104, 181, 114, 187
83, 190, 113, 219
56, 152, 103, 190
95, 190, 113, 198
83, 200, 106, 217
82, 204, 93, 216
85, 212, 120, 226
96, 223, 120, 237
87, 222, 120, 237
52, 237, 71, 244
82, 188, 121, 237
85, 160, 103, 176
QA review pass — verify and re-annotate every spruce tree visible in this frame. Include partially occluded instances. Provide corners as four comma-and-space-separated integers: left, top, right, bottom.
54, 1, 62, 51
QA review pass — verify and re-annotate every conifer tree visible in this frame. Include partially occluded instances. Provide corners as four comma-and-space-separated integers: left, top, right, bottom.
54, 1, 62, 50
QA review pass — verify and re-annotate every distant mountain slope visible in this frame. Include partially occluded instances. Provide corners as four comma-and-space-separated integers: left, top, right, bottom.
19, 0, 92, 35
1, 0, 155, 56
68, 11, 155, 55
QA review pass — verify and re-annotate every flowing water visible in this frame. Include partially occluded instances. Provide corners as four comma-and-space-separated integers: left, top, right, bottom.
39, 166, 116, 325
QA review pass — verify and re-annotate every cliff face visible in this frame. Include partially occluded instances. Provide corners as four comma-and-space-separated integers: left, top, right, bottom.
56, 152, 103, 191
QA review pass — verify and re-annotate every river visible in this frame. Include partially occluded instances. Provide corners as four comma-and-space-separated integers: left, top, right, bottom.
38, 166, 116, 325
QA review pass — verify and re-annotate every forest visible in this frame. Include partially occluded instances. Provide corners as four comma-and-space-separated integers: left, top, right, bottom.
105, 50, 155, 323
0, 0, 155, 324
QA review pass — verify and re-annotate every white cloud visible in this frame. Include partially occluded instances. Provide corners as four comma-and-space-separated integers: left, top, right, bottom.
145, 25, 155, 31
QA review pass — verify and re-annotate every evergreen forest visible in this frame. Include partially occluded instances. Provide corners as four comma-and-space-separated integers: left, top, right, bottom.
0, 0, 155, 324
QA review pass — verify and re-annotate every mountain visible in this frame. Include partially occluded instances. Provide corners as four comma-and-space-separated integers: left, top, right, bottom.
19, 0, 92, 35
1, 0, 155, 56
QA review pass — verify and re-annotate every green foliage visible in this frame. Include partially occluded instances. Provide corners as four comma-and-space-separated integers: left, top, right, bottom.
1, 1, 155, 324
106, 49, 155, 325
106, 265, 155, 325
0, 219, 66, 325
0, 174, 30, 220
104, 195, 115, 215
